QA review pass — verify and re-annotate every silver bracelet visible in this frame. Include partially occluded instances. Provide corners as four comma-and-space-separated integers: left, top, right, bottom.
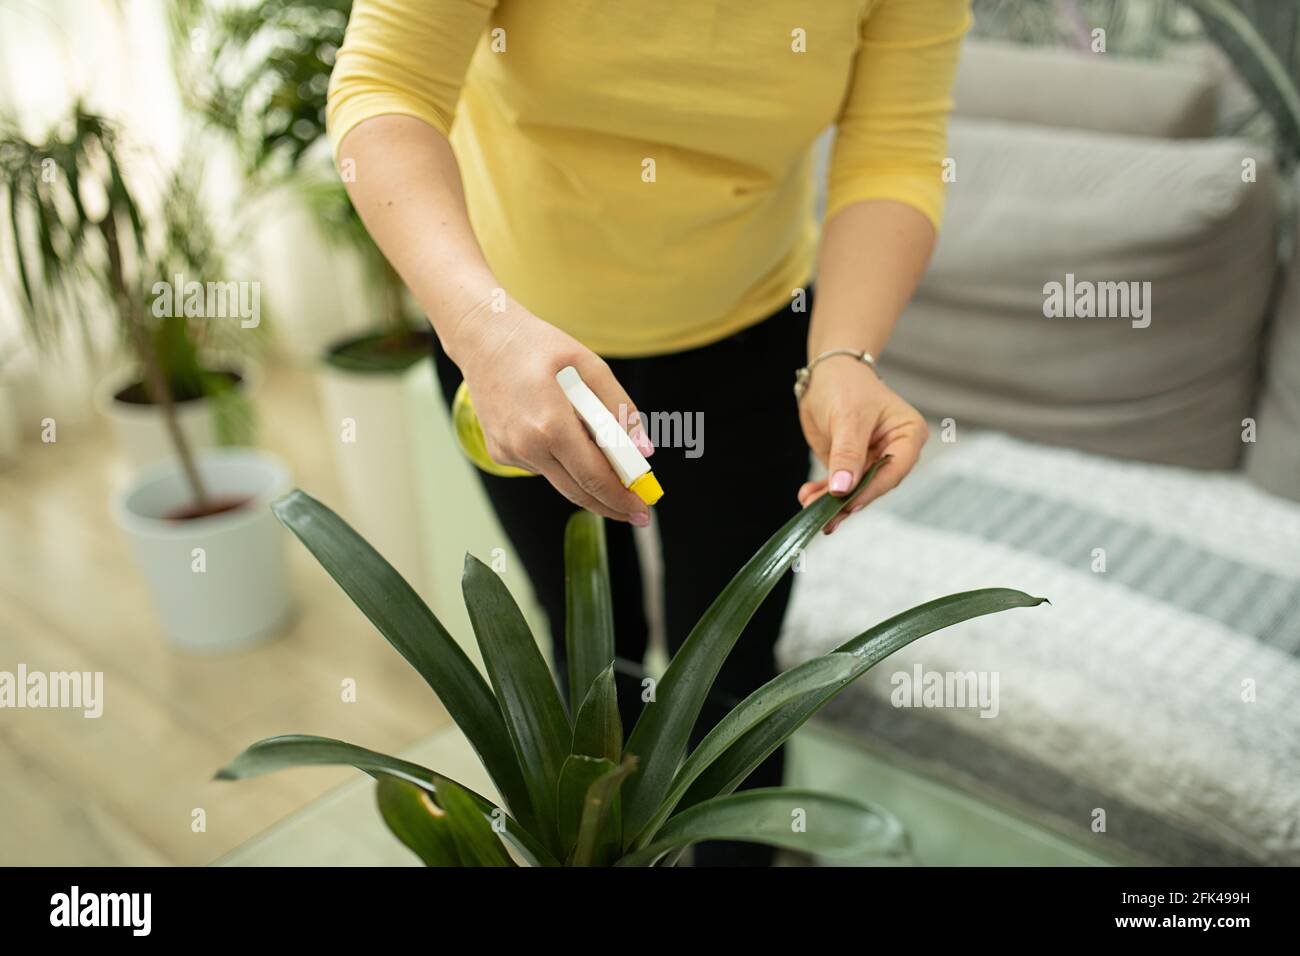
793, 348, 879, 401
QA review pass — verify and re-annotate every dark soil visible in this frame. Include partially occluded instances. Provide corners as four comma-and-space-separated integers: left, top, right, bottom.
115, 369, 243, 406
165, 496, 253, 521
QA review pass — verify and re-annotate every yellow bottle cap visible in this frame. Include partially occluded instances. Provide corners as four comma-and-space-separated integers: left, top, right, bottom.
628, 471, 664, 506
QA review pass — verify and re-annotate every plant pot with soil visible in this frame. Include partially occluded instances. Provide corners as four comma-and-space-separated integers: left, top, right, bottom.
95, 351, 261, 468
314, 325, 434, 588
112, 447, 293, 652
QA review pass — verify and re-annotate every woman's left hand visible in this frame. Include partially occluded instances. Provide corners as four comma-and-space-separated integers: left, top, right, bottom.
796, 357, 928, 533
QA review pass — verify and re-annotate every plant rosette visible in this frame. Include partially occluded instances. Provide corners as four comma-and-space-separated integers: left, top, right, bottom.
217, 460, 1048, 865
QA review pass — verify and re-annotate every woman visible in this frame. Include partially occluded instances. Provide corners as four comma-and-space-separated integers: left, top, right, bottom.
330, 0, 968, 865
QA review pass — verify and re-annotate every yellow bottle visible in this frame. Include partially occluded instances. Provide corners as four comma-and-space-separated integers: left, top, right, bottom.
450, 381, 534, 478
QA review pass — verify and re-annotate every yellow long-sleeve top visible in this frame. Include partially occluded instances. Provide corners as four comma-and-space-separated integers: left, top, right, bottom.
328, 0, 969, 357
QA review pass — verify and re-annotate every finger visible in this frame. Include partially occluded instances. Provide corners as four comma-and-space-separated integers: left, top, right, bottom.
824, 428, 922, 534
825, 410, 870, 498
798, 479, 827, 508
550, 419, 650, 522
852, 430, 923, 512
580, 358, 654, 457
535, 455, 632, 523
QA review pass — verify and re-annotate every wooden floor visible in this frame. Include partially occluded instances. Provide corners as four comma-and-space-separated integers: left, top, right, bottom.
0, 365, 452, 865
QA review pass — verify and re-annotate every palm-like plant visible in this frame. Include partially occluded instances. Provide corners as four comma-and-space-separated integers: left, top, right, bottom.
0, 107, 244, 509
177, 0, 426, 371
217, 462, 1046, 866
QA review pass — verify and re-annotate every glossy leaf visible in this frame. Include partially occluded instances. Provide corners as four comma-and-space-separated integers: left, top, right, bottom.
679, 588, 1048, 811
571, 663, 622, 761
631, 653, 859, 848
556, 754, 616, 860
572, 756, 637, 868
462, 553, 572, 853
620, 458, 889, 841
434, 777, 515, 867
215, 734, 558, 867
375, 775, 463, 866
271, 491, 536, 833
564, 511, 617, 715
616, 788, 905, 867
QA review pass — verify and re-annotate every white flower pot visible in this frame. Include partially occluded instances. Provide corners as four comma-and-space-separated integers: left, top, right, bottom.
314, 345, 433, 596
94, 356, 261, 469
111, 448, 294, 653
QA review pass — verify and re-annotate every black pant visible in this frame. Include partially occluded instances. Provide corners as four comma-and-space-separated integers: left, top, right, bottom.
432, 295, 812, 866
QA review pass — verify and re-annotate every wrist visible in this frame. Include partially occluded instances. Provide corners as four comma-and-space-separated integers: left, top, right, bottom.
439, 284, 524, 370
795, 347, 880, 402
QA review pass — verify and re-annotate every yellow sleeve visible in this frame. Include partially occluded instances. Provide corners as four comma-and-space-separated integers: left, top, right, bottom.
326, 0, 498, 152
825, 0, 971, 232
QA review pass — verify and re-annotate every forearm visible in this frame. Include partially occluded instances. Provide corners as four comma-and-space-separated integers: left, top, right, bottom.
808, 199, 936, 361
337, 114, 501, 365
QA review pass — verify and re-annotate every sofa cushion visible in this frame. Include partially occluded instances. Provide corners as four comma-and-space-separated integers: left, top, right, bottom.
880, 118, 1277, 469
954, 39, 1220, 138
777, 432, 1300, 866
1243, 174, 1300, 502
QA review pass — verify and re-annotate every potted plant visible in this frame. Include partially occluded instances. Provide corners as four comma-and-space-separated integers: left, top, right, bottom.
183, 0, 435, 587
94, 153, 263, 468
219, 463, 1047, 865
2, 110, 262, 466
0, 106, 293, 652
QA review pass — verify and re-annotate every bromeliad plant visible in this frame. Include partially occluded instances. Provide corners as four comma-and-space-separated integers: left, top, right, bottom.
217, 462, 1046, 866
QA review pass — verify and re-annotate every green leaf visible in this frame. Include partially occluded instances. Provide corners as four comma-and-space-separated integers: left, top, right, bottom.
434, 777, 516, 867
270, 491, 536, 835
556, 754, 616, 860
680, 589, 1048, 811
1182, 0, 1300, 161
215, 733, 558, 867
375, 775, 463, 866
572, 756, 637, 868
462, 553, 572, 853
620, 458, 890, 842
216, 733, 440, 787
564, 510, 616, 714
571, 663, 622, 761
616, 788, 905, 867
204, 371, 256, 447
631, 653, 859, 849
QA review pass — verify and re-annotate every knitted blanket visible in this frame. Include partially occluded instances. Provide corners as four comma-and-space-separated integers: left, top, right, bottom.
777, 433, 1300, 865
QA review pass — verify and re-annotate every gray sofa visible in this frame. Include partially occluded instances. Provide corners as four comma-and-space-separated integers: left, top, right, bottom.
778, 40, 1300, 865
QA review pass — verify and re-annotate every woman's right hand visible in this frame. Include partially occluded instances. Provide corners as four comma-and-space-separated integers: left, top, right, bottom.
449, 298, 655, 525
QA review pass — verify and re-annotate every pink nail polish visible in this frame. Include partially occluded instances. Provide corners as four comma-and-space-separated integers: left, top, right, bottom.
829, 470, 853, 494
630, 512, 651, 527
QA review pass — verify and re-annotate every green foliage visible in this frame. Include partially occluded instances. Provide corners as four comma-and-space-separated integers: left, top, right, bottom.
181, 0, 414, 335
1181, 0, 1300, 163
0, 106, 255, 423
183, 0, 351, 176
219, 468, 1047, 866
